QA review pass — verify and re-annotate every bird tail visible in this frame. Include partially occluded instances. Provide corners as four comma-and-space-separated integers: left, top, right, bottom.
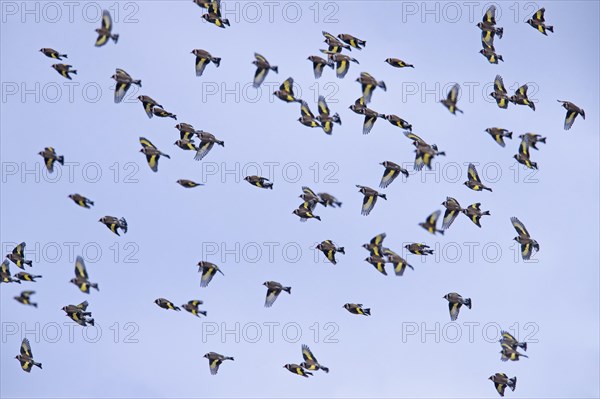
32, 303, 38, 308
406, 124, 413, 131
305, 371, 313, 376
509, 377, 517, 390
62, 54, 68, 59
212, 57, 221, 67
464, 298, 472, 309
425, 249, 434, 255
483, 211, 491, 216
25, 260, 33, 266
379, 193, 387, 200
89, 200, 95, 206
283, 286, 292, 294
321, 365, 330, 373
199, 310, 208, 317
335, 201, 342, 207
112, 34, 119, 43
271, 65, 278, 73
14, 279, 21, 284
92, 283, 99, 291
57, 155, 65, 165
547, 25, 554, 33
332, 113, 341, 124
174, 306, 181, 311
498, 55, 504, 62
529, 102, 536, 111
538, 137, 547, 143
315, 216, 322, 221
88, 318, 95, 326
581, 110, 585, 119
71, 70, 78, 75
162, 153, 171, 159
217, 140, 225, 147
34, 275, 42, 279
401, 169, 409, 178
496, 27, 504, 39
378, 81, 387, 91
35, 362, 42, 369
264, 182, 273, 190
119, 217, 128, 233
225, 356, 234, 361
338, 247, 345, 254
223, 18, 230, 26
133, 79, 142, 87
438, 230, 445, 236
531, 161, 538, 169
484, 187, 493, 192
507, 132, 513, 139
170, 114, 177, 120
519, 342, 527, 351
327, 61, 334, 69
363, 308, 371, 316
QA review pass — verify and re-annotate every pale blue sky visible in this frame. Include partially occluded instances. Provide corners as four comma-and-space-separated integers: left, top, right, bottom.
1, 1, 599, 398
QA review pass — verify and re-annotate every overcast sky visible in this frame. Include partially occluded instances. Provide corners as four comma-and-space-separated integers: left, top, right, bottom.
1, 1, 599, 398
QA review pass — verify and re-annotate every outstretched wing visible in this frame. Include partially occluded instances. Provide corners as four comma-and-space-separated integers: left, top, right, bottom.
510, 217, 530, 238
74, 256, 89, 279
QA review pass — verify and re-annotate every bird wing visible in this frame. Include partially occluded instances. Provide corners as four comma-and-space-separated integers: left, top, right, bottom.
403, 131, 426, 145
427, 210, 441, 226
533, 7, 545, 22
13, 242, 25, 256
449, 302, 461, 321
300, 101, 315, 118
21, 338, 32, 357
114, 81, 130, 103
494, 75, 507, 94
302, 186, 318, 198
101, 10, 112, 31
442, 209, 459, 230
379, 167, 398, 189
253, 66, 268, 88
139, 137, 157, 149
264, 287, 280, 307
518, 140, 531, 158
75, 256, 88, 279
335, 59, 349, 78
302, 344, 317, 362
468, 163, 481, 183
483, 5, 496, 23
194, 141, 215, 161
370, 233, 386, 246
510, 217, 530, 237
280, 77, 294, 94
317, 95, 330, 116
564, 109, 578, 130
517, 84, 528, 97
448, 84, 459, 102
361, 194, 377, 216
200, 266, 216, 287
362, 114, 377, 135
2, 259, 11, 275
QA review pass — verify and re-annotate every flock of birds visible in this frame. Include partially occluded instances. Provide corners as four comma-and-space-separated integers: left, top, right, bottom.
3, 1, 589, 397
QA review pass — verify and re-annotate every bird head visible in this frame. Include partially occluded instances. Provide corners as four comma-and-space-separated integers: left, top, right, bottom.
512, 154, 518, 161
478, 49, 485, 55
443, 294, 449, 300
384, 58, 391, 64
462, 182, 468, 187
39, 48, 43, 52
363, 257, 371, 262
476, 22, 483, 28
243, 176, 250, 182
404, 244, 410, 250
14, 355, 19, 360
68, 194, 74, 200
525, 18, 533, 24
262, 281, 268, 287
203, 353, 209, 359
292, 209, 299, 216
69, 278, 77, 284
488, 376, 493, 381
343, 304, 349, 310
61, 306, 67, 311
98, 218, 104, 223
154, 299, 160, 305
201, 14, 209, 21
94, 28, 102, 34
51, 64, 58, 69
